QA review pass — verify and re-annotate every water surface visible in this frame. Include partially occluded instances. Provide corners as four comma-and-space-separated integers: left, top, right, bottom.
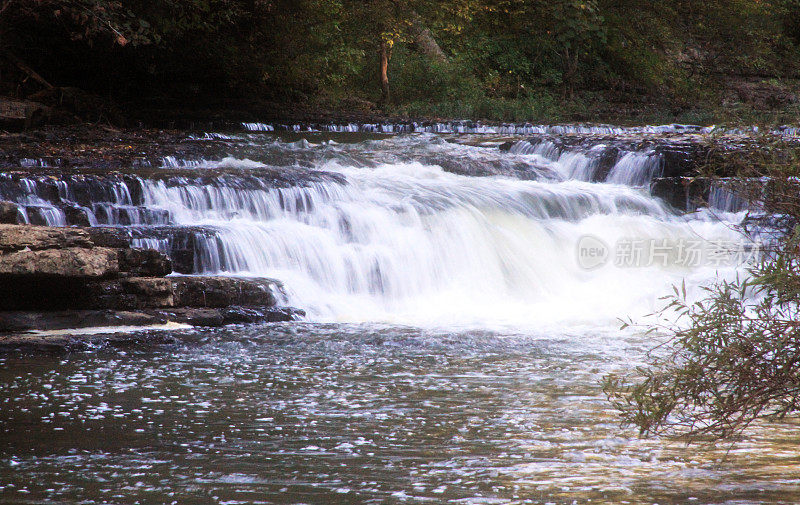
2, 129, 797, 504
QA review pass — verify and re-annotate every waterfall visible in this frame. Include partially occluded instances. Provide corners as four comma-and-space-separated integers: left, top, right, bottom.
241, 121, 718, 136
509, 139, 560, 159
134, 159, 742, 326
708, 180, 752, 213
0, 133, 749, 328
509, 140, 662, 184
606, 151, 662, 186
34, 206, 67, 226
240, 120, 800, 137
131, 237, 170, 253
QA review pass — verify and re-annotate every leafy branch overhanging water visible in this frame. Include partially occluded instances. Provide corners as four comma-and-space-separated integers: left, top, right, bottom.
604, 139, 800, 441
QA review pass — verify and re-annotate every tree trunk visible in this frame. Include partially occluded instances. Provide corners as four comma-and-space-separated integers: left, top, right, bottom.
562, 49, 577, 100
379, 39, 391, 106
407, 11, 447, 63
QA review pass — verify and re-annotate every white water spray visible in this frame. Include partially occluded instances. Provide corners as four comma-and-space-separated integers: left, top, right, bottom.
137, 152, 744, 328
0, 134, 749, 329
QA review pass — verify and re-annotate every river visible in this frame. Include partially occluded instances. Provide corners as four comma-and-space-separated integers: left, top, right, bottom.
1, 126, 798, 504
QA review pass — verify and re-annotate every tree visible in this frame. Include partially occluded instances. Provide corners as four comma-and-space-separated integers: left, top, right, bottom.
0, 0, 142, 47
545, 0, 605, 98
342, 0, 454, 106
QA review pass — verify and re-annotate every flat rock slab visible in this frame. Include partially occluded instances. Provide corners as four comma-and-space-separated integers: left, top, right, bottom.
0, 246, 118, 278
0, 225, 299, 344
0, 309, 167, 332
0, 305, 305, 351
0, 224, 93, 251
154, 306, 303, 327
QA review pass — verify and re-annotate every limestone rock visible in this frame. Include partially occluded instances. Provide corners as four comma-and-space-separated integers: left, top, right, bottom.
0, 202, 22, 224
154, 305, 303, 327
120, 278, 174, 307
0, 310, 166, 333
650, 177, 711, 211
172, 277, 279, 308
158, 307, 226, 327
0, 224, 93, 251
0, 97, 51, 130
0, 247, 118, 278
83, 277, 174, 310
0, 224, 301, 335
62, 205, 93, 227
119, 248, 172, 277
86, 227, 131, 248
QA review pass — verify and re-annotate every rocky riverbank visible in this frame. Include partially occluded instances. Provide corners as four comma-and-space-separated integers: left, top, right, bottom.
0, 223, 303, 350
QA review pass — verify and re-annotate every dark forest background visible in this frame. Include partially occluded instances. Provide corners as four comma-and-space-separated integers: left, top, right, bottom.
3, 0, 800, 124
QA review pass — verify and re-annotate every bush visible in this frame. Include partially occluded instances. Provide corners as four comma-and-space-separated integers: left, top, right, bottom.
604, 138, 800, 440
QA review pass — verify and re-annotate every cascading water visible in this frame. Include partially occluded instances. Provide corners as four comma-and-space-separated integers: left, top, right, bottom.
109, 135, 743, 327
509, 139, 663, 185
242, 120, 800, 138
606, 150, 662, 185
707, 179, 760, 213
241, 121, 718, 135
0, 133, 749, 328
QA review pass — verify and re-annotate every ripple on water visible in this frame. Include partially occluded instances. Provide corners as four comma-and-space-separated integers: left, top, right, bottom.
1, 323, 799, 504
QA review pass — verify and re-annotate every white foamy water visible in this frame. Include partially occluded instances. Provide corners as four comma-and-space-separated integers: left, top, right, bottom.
606, 150, 662, 185
0, 134, 751, 329
136, 137, 749, 330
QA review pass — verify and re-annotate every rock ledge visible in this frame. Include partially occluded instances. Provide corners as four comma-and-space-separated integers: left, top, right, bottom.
0, 224, 303, 345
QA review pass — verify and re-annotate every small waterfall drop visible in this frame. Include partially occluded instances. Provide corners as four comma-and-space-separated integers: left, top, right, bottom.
509, 140, 663, 185
242, 121, 718, 136
606, 151, 662, 186
708, 181, 751, 213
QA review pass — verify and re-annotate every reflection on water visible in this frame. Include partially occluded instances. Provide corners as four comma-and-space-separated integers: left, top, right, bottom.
2, 324, 799, 504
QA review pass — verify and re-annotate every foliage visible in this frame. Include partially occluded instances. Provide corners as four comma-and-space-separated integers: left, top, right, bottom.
1, 0, 800, 118
604, 268, 799, 439
0, 0, 150, 46
604, 139, 800, 440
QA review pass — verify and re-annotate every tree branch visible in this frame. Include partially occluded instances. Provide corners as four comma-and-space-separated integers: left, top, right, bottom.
2, 49, 54, 90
